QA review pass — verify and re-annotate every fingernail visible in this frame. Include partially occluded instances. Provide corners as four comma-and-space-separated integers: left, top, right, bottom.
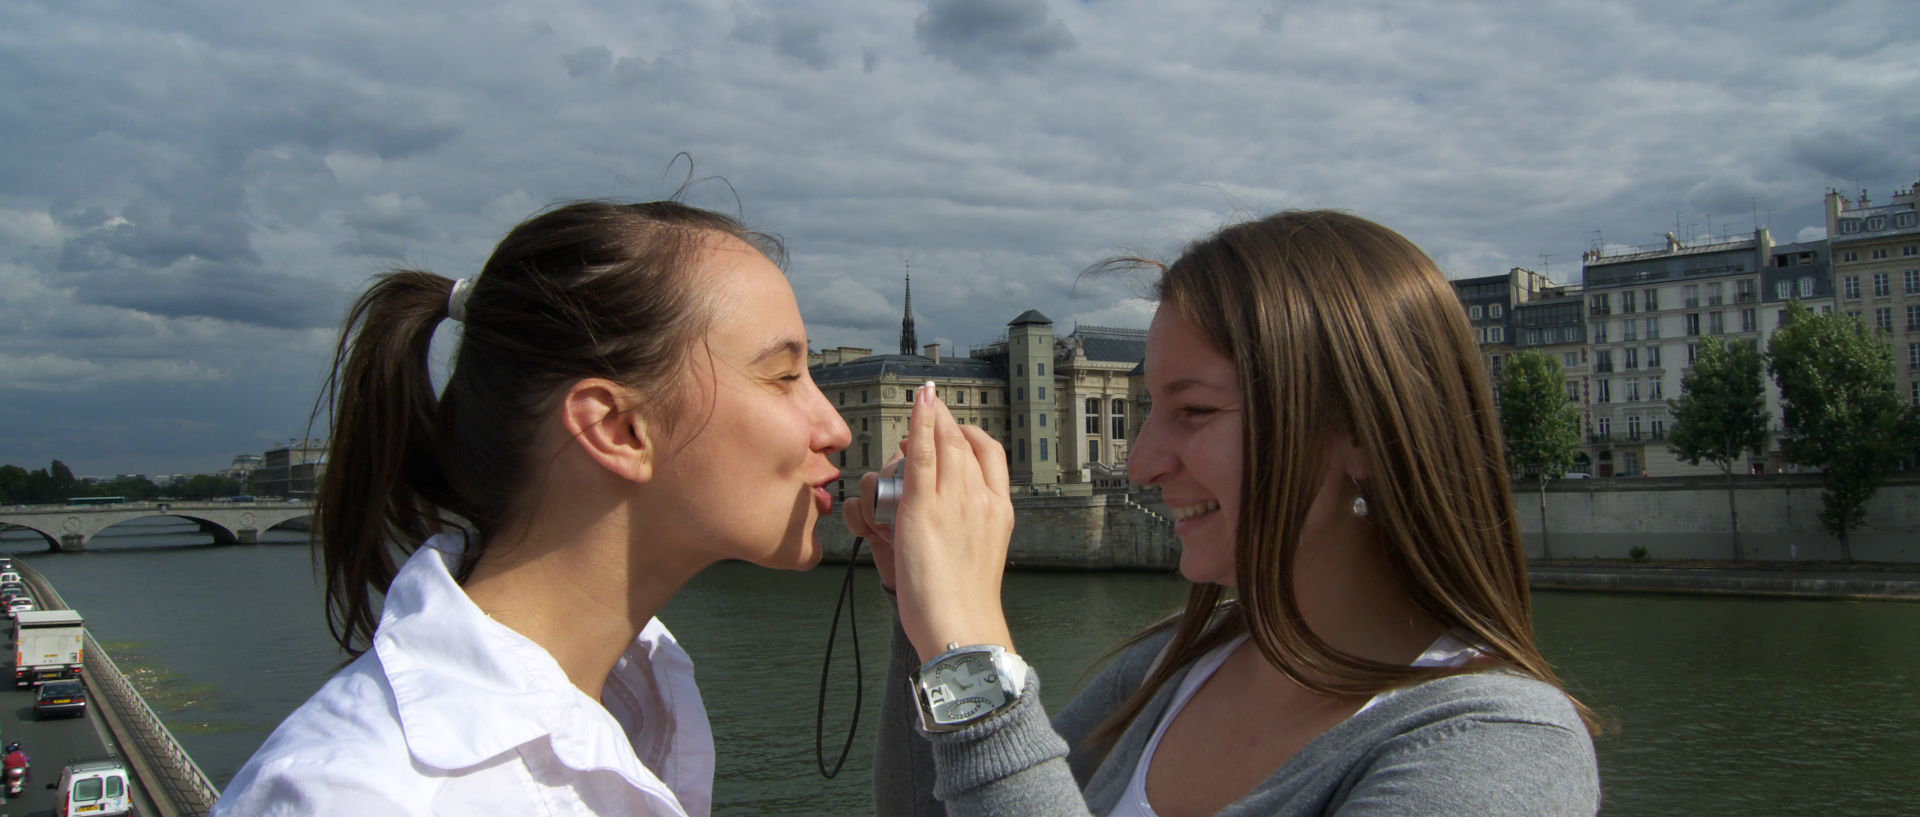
921, 380, 935, 403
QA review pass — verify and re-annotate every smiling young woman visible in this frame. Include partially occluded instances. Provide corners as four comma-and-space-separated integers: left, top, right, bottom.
857, 210, 1601, 817
213, 201, 850, 817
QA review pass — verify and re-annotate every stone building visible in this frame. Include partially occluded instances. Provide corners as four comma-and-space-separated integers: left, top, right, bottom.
1826, 183, 1920, 409
808, 286, 1146, 498
1508, 281, 1592, 473
1451, 267, 1556, 383
250, 441, 326, 499
1578, 228, 1776, 477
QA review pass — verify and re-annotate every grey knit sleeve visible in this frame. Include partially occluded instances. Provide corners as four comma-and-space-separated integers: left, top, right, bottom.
1330, 717, 1600, 817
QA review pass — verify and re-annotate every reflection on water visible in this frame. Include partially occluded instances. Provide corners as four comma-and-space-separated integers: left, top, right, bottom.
4, 518, 1914, 815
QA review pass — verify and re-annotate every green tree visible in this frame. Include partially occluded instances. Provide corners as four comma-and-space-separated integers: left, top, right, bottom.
1497, 350, 1583, 560
1765, 302, 1920, 561
48, 459, 80, 499
1668, 336, 1771, 561
0, 465, 28, 504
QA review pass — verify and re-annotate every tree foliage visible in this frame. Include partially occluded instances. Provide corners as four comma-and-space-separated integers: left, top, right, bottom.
1496, 350, 1582, 560
0, 461, 241, 504
1497, 350, 1582, 479
1765, 302, 1920, 558
1668, 335, 1770, 559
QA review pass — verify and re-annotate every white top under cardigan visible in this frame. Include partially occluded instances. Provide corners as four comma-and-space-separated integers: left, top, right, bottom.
1107, 631, 1484, 817
214, 534, 715, 817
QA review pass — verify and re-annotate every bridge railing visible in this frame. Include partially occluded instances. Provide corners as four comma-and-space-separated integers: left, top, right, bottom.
15, 561, 221, 817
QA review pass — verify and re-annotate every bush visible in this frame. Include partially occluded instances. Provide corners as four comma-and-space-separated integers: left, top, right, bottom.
1629, 545, 1650, 563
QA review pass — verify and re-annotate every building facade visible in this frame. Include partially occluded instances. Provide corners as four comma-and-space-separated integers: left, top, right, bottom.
809, 303, 1146, 498
1827, 183, 1920, 408
250, 442, 326, 499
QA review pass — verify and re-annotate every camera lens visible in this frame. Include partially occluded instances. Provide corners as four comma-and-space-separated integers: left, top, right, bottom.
874, 466, 905, 525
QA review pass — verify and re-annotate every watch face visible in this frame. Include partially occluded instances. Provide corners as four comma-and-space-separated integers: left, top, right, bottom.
924, 652, 1010, 727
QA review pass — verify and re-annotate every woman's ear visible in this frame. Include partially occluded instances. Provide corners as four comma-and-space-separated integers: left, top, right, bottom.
561, 378, 655, 484
1334, 432, 1371, 484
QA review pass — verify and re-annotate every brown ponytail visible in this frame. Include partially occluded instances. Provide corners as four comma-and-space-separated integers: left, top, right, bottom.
312, 201, 782, 655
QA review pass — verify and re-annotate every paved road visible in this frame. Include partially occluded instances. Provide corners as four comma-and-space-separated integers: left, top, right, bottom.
0, 588, 156, 817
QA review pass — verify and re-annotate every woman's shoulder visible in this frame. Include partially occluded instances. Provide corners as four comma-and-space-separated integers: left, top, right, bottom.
215, 654, 421, 814
1371, 669, 1589, 734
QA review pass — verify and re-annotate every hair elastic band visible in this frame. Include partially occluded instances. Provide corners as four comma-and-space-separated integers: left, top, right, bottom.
447, 278, 474, 322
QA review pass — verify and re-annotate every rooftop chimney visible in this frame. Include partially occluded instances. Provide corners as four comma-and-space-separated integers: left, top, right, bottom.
924, 343, 940, 363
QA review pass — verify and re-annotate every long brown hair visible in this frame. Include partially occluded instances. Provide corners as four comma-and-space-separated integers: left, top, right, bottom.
1089, 210, 1599, 748
313, 201, 783, 655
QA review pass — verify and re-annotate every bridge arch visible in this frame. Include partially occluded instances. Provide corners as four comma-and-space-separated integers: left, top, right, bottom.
0, 504, 313, 552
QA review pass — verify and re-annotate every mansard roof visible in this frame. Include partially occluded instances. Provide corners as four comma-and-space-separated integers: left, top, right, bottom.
810, 354, 1007, 385
1067, 325, 1147, 365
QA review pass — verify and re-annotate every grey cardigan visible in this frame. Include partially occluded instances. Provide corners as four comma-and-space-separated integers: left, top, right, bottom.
874, 622, 1599, 816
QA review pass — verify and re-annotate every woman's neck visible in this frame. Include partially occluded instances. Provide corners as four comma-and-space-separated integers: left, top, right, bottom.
461, 495, 711, 701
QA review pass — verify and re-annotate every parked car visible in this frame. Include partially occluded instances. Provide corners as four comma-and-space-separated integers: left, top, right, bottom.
34, 680, 86, 719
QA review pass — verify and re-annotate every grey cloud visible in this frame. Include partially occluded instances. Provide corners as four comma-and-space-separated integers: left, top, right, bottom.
915, 0, 1076, 72
862, 46, 879, 74
731, 11, 836, 69
1787, 125, 1906, 183
72, 259, 344, 331
564, 46, 613, 78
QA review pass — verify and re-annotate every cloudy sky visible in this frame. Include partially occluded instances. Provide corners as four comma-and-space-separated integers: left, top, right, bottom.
2, 0, 1915, 476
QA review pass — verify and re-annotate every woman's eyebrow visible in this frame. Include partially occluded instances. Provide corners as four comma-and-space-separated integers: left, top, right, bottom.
750, 338, 805, 366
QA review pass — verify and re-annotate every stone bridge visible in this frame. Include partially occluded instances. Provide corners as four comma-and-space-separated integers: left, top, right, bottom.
0, 501, 313, 551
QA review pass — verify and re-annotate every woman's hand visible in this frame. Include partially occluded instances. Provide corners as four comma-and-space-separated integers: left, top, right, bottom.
840, 455, 903, 594
891, 382, 1015, 663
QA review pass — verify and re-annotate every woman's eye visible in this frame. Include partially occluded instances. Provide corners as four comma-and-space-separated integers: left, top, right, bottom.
1178, 406, 1216, 418
778, 372, 804, 383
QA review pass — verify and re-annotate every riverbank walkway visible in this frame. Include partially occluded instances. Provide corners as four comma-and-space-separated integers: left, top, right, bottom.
1530, 560, 1920, 600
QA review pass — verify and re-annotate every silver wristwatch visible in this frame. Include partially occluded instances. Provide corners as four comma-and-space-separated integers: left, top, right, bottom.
912, 643, 1031, 733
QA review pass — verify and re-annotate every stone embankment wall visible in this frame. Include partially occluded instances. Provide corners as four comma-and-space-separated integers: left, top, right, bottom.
819, 492, 1180, 570
1515, 473, 1920, 562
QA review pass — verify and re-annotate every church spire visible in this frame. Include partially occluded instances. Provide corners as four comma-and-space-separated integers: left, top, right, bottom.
899, 262, 919, 355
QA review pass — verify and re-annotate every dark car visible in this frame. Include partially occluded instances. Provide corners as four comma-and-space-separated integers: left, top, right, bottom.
34, 680, 86, 719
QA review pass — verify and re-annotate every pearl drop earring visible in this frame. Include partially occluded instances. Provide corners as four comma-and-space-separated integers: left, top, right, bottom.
1351, 494, 1369, 518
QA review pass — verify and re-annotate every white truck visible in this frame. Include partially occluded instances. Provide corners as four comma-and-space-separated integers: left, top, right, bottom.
14, 609, 85, 687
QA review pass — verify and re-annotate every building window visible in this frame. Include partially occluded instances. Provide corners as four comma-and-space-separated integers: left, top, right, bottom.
861, 442, 871, 466
1651, 417, 1666, 438
837, 391, 846, 406
1089, 440, 1100, 462
1647, 345, 1661, 368
1912, 382, 1919, 406
1908, 343, 1919, 370
1645, 288, 1659, 310
1687, 343, 1698, 364
1488, 326, 1504, 343
1565, 380, 1580, 401
1840, 220, 1861, 234
1622, 291, 1637, 313
1018, 439, 1028, 462
1906, 243, 1919, 255
1039, 439, 1049, 461
1741, 309, 1757, 333
1085, 408, 1100, 434
1625, 348, 1639, 370
1907, 270, 1920, 295
1623, 321, 1638, 341
1708, 311, 1724, 334
1627, 380, 1641, 402
1112, 414, 1125, 439
1596, 350, 1613, 373
1490, 303, 1504, 318
1017, 414, 1025, 428
1841, 251, 1859, 262
838, 450, 847, 467
861, 418, 869, 432
1037, 386, 1048, 400
1685, 313, 1701, 336
1706, 283, 1723, 306
1596, 379, 1611, 403
1564, 351, 1579, 367
1800, 276, 1816, 298
860, 390, 869, 403
1589, 294, 1610, 316
1775, 279, 1792, 299
1594, 322, 1609, 343
1039, 413, 1048, 427
956, 391, 966, 404
1597, 416, 1611, 438
1874, 272, 1891, 297
1871, 249, 1889, 260
982, 391, 991, 404
1627, 415, 1642, 439
1470, 305, 1484, 320
1016, 387, 1024, 401
1624, 451, 1640, 475
1038, 363, 1046, 376
1876, 308, 1893, 332
1650, 378, 1663, 400
1908, 305, 1920, 331
1683, 285, 1699, 308
1016, 364, 1024, 377
1645, 317, 1660, 339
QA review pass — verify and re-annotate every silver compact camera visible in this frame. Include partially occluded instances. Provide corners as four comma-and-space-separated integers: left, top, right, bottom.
873, 462, 905, 525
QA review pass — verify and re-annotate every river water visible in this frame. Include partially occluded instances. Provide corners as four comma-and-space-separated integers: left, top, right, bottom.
3, 518, 1915, 815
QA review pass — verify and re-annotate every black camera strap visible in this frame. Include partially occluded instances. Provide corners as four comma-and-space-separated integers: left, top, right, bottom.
814, 536, 865, 779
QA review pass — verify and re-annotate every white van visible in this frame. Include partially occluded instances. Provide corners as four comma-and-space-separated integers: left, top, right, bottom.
52, 757, 132, 817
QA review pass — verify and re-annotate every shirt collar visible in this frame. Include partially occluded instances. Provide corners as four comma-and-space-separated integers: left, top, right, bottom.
373, 534, 708, 811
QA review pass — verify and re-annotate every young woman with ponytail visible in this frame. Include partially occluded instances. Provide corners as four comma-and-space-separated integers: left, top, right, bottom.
214, 201, 850, 816
854, 211, 1602, 817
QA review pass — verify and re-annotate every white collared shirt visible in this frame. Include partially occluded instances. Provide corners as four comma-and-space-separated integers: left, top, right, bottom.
214, 535, 714, 816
